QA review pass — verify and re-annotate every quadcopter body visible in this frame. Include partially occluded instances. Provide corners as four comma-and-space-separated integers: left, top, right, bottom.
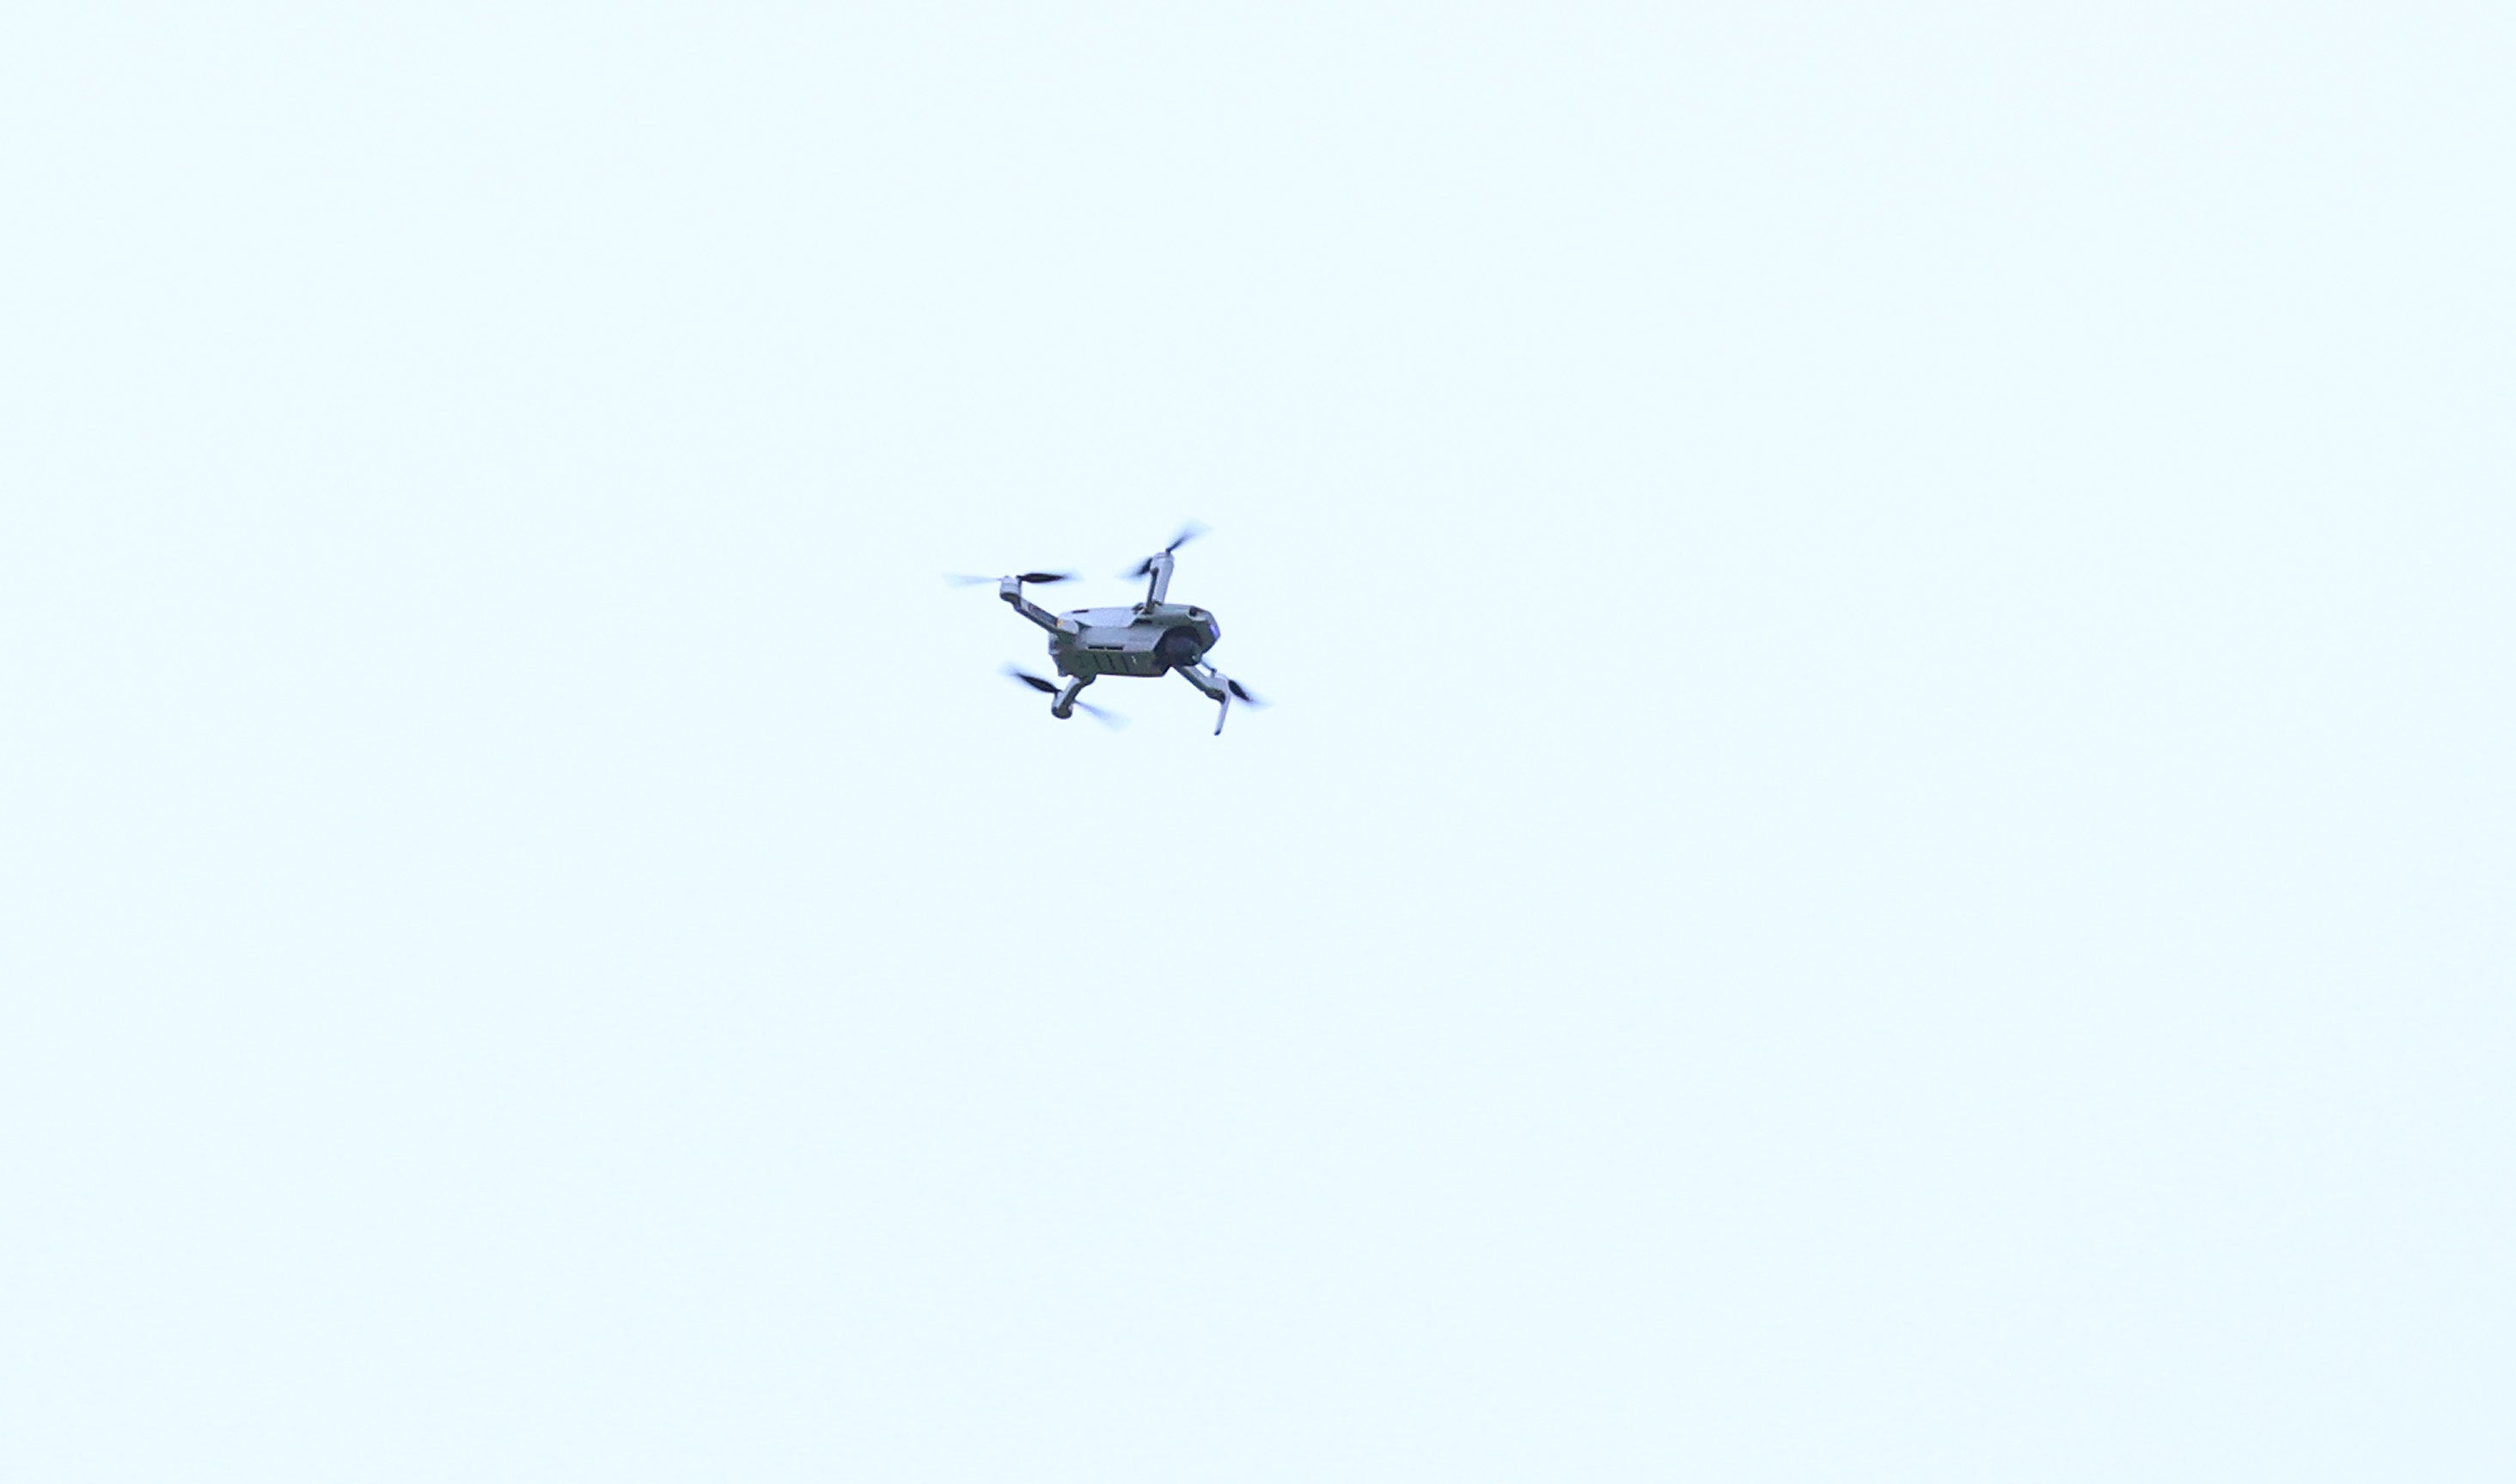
959, 526, 1261, 734
1036, 602, 1222, 681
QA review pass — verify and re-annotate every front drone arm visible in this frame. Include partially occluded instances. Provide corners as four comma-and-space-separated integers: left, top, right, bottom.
998, 577, 1065, 633
1172, 658, 1251, 736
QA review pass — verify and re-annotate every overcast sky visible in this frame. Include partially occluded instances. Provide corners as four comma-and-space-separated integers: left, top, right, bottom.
4, 3, 2511, 1480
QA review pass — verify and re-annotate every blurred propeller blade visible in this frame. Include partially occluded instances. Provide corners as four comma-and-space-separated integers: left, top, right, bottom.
1002, 665, 1127, 727
949, 571, 1073, 588
1225, 679, 1267, 707
1126, 522, 1208, 577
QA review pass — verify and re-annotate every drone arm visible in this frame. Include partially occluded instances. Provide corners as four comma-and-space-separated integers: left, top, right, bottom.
998, 577, 1065, 632
1172, 659, 1226, 701
1171, 659, 1235, 734
1137, 551, 1174, 611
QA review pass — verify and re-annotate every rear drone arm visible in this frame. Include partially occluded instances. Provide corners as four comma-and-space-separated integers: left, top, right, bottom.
1135, 549, 1175, 611
998, 577, 1066, 633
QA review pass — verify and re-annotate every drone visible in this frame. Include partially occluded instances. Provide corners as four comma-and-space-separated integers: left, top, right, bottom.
950, 524, 1264, 735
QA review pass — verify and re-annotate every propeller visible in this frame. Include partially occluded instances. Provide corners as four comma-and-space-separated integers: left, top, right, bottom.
1224, 678, 1267, 707
1126, 522, 1207, 577
946, 571, 1073, 587
1002, 666, 1127, 729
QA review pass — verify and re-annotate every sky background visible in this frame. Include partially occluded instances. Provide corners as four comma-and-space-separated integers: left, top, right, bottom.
3, 3, 2511, 1480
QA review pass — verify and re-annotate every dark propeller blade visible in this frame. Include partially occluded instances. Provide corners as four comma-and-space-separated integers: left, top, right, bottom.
1127, 522, 1208, 577
1001, 666, 1127, 727
1225, 679, 1266, 706
947, 571, 1073, 588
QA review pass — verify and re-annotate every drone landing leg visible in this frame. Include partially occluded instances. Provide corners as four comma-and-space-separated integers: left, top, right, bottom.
1052, 675, 1094, 719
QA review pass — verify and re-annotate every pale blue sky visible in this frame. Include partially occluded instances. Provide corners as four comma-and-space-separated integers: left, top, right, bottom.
4, 3, 2510, 1480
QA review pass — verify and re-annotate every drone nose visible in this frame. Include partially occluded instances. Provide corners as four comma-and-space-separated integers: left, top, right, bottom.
1155, 628, 1207, 669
